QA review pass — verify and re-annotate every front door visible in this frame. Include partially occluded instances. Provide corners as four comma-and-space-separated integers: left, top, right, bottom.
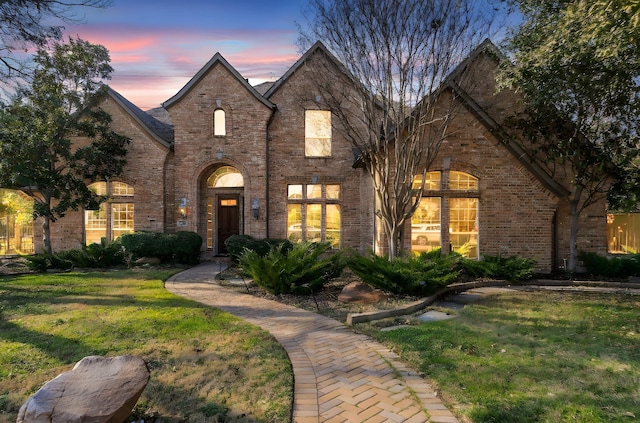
218, 197, 239, 253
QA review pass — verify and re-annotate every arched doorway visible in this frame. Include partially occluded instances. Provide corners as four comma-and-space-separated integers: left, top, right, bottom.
203, 165, 244, 254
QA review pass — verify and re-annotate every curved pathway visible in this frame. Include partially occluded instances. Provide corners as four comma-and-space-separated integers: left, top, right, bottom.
166, 262, 458, 423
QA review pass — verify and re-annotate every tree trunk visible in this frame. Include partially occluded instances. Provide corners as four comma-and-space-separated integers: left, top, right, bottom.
42, 216, 52, 255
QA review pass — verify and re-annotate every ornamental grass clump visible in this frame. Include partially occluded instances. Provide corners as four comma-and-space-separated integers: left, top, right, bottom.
238, 241, 345, 295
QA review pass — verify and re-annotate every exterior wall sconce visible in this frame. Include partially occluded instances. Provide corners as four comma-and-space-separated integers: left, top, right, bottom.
178, 197, 187, 220
217, 149, 224, 160
251, 198, 259, 219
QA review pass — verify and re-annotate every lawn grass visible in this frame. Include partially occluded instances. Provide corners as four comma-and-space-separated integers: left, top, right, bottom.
364, 290, 640, 423
0, 269, 292, 423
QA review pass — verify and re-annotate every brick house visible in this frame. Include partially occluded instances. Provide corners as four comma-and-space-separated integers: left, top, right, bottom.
17, 40, 606, 273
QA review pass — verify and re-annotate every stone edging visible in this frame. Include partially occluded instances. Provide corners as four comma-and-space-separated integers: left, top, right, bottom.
346, 279, 640, 325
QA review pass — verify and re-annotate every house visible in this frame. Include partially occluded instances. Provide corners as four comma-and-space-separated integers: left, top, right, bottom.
2, 40, 608, 273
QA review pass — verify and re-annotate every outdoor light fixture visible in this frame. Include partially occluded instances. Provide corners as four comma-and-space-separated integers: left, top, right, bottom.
251, 199, 260, 219
179, 197, 187, 220
217, 149, 223, 160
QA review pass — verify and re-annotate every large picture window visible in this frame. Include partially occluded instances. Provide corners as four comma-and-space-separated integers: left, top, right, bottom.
85, 181, 134, 245
287, 183, 340, 247
411, 171, 479, 258
305, 110, 331, 157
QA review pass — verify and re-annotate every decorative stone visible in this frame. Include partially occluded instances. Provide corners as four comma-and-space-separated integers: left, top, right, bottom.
135, 257, 161, 265
17, 355, 150, 423
338, 281, 388, 304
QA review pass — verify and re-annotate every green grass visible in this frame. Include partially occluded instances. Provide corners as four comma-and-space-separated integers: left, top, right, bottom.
364, 291, 640, 422
0, 270, 292, 423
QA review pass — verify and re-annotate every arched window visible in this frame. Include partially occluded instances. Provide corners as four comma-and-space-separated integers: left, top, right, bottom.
85, 181, 134, 245
214, 109, 226, 136
207, 166, 244, 188
411, 170, 479, 259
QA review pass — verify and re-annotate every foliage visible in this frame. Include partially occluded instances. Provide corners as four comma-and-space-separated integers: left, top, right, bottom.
119, 231, 202, 265
369, 290, 640, 422
0, 270, 292, 422
0, 189, 32, 225
578, 251, 640, 278
238, 242, 345, 295
461, 255, 536, 281
23, 253, 73, 272
0, 0, 112, 83
0, 37, 130, 254
224, 234, 292, 263
499, 0, 640, 271
347, 249, 461, 296
300, 0, 505, 258
23, 239, 125, 271
348, 250, 537, 295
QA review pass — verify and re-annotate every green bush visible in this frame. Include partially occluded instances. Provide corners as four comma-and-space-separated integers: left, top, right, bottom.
579, 251, 640, 278
461, 255, 536, 281
347, 249, 461, 296
225, 234, 292, 262
119, 231, 202, 264
238, 242, 344, 295
24, 254, 73, 272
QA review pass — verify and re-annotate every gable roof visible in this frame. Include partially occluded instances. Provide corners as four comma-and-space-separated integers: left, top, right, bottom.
440, 40, 570, 198
264, 41, 356, 99
162, 53, 276, 110
107, 88, 173, 149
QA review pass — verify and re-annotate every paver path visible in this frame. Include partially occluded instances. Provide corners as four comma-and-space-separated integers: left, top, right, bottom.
166, 262, 458, 423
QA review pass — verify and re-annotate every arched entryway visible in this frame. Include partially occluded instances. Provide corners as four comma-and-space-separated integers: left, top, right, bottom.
201, 165, 244, 254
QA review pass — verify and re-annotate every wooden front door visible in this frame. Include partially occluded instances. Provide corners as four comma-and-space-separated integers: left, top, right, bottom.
218, 197, 239, 253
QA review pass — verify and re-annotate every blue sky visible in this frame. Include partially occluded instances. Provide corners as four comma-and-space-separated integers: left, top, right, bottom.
64, 0, 307, 109
62, 0, 518, 110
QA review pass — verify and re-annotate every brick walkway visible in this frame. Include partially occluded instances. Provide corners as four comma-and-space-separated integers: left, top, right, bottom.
165, 262, 458, 423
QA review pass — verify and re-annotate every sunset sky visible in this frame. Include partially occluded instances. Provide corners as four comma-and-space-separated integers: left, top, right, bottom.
63, 0, 306, 109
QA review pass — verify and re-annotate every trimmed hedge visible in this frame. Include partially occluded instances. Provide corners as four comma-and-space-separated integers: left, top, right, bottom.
119, 231, 202, 264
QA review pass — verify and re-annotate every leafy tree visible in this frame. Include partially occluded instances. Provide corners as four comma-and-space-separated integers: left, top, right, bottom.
499, 0, 640, 272
0, 37, 130, 254
300, 0, 504, 258
0, 0, 112, 83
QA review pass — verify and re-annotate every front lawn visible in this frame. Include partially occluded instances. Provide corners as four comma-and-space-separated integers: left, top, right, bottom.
0, 270, 292, 423
364, 290, 640, 422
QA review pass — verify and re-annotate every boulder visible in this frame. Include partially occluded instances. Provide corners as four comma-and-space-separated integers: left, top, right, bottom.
338, 281, 388, 304
17, 355, 149, 423
135, 257, 161, 265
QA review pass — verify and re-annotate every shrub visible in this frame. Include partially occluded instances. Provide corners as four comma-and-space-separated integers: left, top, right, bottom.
24, 254, 73, 272
579, 251, 640, 278
461, 255, 536, 281
238, 242, 344, 295
225, 234, 292, 262
347, 249, 461, 296
119, 231, 202, 264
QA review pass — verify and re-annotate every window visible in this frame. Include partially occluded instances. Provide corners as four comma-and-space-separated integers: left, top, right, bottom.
85, 181, 134, 245
287, 183, 340, 247
207, 166, 244, 188
411, 171, 479, 258
305, 110, 331, 157
214, 109, 226, 136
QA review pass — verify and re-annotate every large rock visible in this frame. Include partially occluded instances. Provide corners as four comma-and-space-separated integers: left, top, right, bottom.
17, 355, 149, 423
338, 281, 388, 304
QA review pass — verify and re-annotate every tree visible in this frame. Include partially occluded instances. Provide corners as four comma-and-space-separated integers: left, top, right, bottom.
0, 0, 112, 84
0, 37, 130, 254
499, 0, 640, 272
299, 0, 503, 258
